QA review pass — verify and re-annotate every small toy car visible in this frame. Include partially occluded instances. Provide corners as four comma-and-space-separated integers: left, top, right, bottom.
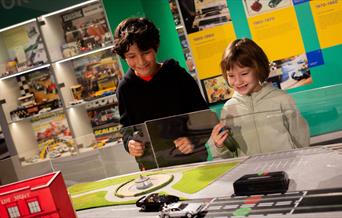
269, 0, 282, 8
291, 69, 310, 81
136, 193, 179, 212
159, 202, 205, 218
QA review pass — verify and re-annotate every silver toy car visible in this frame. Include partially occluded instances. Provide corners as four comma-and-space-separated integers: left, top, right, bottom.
159, 202, 205, 218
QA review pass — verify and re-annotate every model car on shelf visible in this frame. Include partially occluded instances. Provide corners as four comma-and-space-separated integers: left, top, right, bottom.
91, 107, 119, 126
159, 202, 205, 218
136, 193, 179, 212
291, 68, 310, 81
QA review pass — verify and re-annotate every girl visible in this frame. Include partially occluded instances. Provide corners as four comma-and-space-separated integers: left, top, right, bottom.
210, 38, 310, 158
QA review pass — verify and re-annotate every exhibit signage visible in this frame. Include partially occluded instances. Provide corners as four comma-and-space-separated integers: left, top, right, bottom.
310, 0, 342, 49
244, 1, 305, 61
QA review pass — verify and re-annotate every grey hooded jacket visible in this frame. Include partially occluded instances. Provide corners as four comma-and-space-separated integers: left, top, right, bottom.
211, 83, 310, 158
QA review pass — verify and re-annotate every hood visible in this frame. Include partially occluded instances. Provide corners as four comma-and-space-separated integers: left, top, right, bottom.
232, 83, 277, 104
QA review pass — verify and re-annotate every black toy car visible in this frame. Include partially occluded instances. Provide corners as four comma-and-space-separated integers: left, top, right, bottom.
136, 193, 180, 212
291, 69, 311, 81
269, 0, 283, 8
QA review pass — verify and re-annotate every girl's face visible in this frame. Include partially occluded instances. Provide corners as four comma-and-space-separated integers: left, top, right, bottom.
124, 43, 158, 77
226, 64, 262, 95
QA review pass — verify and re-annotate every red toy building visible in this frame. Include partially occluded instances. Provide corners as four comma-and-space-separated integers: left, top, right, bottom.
0, 171, 76, 218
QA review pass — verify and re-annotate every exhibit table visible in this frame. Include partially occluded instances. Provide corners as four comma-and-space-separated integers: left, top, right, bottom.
75, 144, 342, 217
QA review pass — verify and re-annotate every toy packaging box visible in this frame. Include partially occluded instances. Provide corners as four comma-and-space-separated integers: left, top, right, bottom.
31, 112, 74, 160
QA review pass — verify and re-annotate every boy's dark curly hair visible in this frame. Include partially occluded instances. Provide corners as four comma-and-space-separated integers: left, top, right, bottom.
113, 17, 160, 59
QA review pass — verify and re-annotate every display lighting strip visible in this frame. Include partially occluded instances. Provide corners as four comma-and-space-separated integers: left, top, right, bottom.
0, 64, 51, 81
0, 18, 37, 33
55, 45, 114, 64
40, 0, 99, 19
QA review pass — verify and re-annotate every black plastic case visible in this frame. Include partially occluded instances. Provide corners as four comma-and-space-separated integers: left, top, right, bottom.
233, 171, 289, 196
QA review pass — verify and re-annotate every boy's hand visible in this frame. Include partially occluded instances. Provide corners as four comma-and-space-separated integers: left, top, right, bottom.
174, 137, 194, 154
211, 123, 229, 148
128, 140, 145, 157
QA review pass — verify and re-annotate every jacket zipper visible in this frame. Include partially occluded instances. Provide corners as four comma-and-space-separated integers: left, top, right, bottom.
250, 96, 262, 153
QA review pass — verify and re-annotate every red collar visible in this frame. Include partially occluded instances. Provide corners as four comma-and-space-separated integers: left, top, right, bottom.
136, 73, 153, 81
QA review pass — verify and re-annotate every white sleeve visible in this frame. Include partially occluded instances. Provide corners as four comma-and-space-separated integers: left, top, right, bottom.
283, 97, 310, 148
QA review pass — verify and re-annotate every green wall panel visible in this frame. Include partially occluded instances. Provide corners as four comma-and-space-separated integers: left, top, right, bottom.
102, 0, 186, 72
294, 2, 320, 52
102, 0, 144, 72
140, 0, 186, 69
227, 0, 251, 38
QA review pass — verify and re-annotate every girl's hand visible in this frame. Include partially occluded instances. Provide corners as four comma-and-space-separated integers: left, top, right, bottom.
174, 137, 194, 154
128, 140, 145, 157
211, 123, 229, 148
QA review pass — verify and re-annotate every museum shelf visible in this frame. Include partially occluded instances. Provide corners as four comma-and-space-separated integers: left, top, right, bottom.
8, 107, 64, 124
53, 45, 114, 65
66, 93, 117, 110
0, 0, 124, 168
0, 64, 51, 81
37, 0, 113, 63
52, 45, 122, 107
0, 19, 49, 80
0, 67, 62, 124
53, 41, 123, 152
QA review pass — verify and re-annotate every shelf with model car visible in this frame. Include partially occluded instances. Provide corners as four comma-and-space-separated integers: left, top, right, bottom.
65, 100, 122, 153
8, 107, 64, 124
17, 110, 77, 166
0, 19, 49, 80
86, 97, 119, 127
53, 46, 122, 108
0, 64, 75, 165
51, 0, 123, 158
66, 93, 118, 109
0, 67, 63, 124
52, 43, 123, 151
37, 0, 113, 63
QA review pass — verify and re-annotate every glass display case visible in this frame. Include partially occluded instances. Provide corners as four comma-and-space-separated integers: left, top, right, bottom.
0, 19, 49, 80
0, 0, 124, 167
54, 47, 122, 107
38, 0, 113, 63
53, 44, 123, 154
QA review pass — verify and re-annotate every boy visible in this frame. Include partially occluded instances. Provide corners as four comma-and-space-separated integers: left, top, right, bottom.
113, 17, 209, 167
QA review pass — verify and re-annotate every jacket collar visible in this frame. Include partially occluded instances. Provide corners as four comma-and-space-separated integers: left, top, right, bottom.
233, 83, 275, 104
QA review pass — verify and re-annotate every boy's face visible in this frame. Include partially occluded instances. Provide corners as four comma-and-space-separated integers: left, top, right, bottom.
226, 64, 262, 95
124, 43, 158, 77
